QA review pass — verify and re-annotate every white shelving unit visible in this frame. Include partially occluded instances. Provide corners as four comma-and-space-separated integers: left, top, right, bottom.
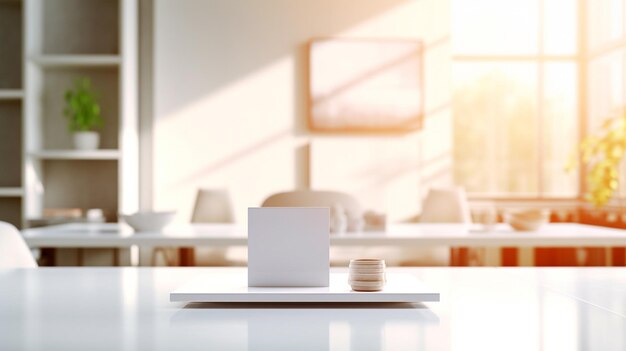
20, 0, 139, 225
0, 0, 138, 228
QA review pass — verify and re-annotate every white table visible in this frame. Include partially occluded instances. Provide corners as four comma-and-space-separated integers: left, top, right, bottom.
22, 222, 626, 247
0, 267, 624, 350
21, 223, 626, 266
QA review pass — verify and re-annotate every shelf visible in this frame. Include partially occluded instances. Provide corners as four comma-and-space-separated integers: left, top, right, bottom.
0, 187, 22, 197
31, 55, 121, 67
0, 90, 23, 100
30, 150, 120, 160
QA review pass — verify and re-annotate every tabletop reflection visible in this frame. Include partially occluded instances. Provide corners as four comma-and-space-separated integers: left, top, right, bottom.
170, 302, 439, 351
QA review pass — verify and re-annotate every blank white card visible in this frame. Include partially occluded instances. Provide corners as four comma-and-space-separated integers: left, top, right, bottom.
248, 207, 329, 287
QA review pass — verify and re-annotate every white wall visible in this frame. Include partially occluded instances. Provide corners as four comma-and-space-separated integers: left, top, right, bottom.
152, 0, 452, 222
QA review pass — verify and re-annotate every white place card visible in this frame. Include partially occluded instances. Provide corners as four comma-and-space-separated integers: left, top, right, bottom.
248, 207, 329, 287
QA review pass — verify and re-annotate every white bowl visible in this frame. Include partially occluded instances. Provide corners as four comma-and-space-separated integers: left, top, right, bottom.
505, 209, 550, 231
121, 211, 176, 232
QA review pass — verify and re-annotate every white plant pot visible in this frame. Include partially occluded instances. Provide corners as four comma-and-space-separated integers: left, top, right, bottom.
73, 131, 100, 150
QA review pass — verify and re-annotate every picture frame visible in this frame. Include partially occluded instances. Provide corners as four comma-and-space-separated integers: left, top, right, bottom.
307, 38, 424, 133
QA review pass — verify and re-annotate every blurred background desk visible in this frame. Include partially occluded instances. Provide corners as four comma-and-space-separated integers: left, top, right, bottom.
21, 223, 626, 267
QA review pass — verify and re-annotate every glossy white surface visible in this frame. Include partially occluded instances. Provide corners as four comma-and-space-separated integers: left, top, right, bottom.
171, 272, 439, 303
21, 222, 626, 248
1, 267, 625, 350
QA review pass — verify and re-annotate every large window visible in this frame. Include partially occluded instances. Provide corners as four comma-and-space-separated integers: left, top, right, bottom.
452, 0, 626, 198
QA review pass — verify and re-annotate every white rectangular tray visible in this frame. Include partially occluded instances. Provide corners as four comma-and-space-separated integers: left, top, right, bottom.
170, 272, 439, 303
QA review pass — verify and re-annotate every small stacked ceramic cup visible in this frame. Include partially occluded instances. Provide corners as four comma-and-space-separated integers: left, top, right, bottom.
348, 259, 386, 291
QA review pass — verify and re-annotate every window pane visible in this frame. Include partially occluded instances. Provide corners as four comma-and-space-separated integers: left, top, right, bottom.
543, 0, 577, 55
453, 62, 539, 195
542, 63, 578, 196
452, 0, 538, 55
588, 50, 625, 131
588, 0, 624, 51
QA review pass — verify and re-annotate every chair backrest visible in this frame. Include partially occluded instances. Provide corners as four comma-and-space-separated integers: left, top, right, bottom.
191, 189, 235, 223
261, 190, 362, 217
0, 221, 37, 268
419, 187, 472, 223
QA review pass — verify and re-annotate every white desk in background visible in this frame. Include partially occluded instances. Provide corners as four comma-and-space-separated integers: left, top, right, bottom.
21, 223, 626, 266
0, 267, 624, 351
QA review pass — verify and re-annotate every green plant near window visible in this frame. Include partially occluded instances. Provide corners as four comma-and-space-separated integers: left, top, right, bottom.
568, 109, 626, 207
63, 78, 103, 132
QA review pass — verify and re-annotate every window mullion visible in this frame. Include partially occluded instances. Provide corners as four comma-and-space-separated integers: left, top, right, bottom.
577, 0, 588, 199
537, 0, 545, 197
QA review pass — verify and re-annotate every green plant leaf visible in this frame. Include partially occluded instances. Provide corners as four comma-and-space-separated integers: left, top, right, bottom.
63, 77, 104, 132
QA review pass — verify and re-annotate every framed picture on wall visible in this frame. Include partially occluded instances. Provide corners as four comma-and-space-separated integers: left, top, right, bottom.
307, 38, 423, 133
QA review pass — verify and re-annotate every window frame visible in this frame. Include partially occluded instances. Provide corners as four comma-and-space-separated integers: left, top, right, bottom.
452, 0, 590, 200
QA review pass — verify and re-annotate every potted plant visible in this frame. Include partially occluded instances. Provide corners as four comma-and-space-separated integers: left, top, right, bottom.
63, 78, 103, 150
568, 109, 626, 207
